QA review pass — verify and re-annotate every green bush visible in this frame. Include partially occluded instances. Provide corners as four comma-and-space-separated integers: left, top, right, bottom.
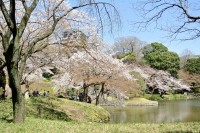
184, 57, 200, 74
163, 94, 187, 100
144, 51, 180, 77
143, 94, 163, 101
143, 42, 168, 56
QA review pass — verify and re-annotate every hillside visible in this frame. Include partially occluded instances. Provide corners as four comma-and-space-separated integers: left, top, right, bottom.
179, 69, 200, 94
0, 97, 110, 123
179, 69, 200, 86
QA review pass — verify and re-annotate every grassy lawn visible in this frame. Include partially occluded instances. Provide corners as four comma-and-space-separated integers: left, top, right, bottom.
1, 98, 200, 133
0, 117, 200, 133
0, 97, 110, 123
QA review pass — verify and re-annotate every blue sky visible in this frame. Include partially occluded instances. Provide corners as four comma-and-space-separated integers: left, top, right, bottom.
103, 0, 200, 56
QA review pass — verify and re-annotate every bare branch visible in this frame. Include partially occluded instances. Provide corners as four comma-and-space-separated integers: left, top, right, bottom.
0, 0, 14, 30
134, 0, 200, 41
21, 0, 28, 10
18, 0, 39, 38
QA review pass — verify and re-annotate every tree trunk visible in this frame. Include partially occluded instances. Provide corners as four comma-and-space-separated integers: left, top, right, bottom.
95, 89, 101, 106
7, 66, 25, 123
0, 69, 6, 99
95, 83, 105, 106
5, 43, 25, 123
83, 82, 88, 102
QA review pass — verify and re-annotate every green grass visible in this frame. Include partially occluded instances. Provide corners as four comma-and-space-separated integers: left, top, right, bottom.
0, 117, 200, 133
1, 98, 200, 132
0, 97, 110, 123
117, 52, 136, 60
143, 94, 163, 101
163, 94, 188, 100
125, 98, 158, 106
143, 94, 188, 101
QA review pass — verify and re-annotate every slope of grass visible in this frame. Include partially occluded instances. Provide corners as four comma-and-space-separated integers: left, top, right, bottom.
0, 97, 110, 123
0, 117, 200, 133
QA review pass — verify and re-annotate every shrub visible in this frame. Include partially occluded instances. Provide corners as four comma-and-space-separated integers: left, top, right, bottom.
143, 42, 168, 56
184, 57, 200, 74
144, 51, 180, 77
143, 94, 163, 101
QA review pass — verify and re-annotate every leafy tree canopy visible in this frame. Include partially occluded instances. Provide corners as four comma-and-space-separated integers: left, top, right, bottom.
143, 43, 180, 77
184, 57, 200, 74
143, 42, 168, 56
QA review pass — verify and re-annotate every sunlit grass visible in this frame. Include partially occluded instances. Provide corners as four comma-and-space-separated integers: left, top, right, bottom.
125, 98, 158, 106
0, 117, 200, 133
0, 97, 110, 123
1, 98, 200, 132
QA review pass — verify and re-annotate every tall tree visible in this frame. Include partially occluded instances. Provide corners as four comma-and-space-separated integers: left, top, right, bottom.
142, 42, 168, 57
112, 36, 146, 56
180, 49, 193, 68
0, 0, 119, 123
143, 43, 180, 77
134, 0, 200, 40
184, 57, 200, 74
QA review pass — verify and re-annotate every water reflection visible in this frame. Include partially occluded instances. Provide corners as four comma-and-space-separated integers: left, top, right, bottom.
104, 99, 200, 123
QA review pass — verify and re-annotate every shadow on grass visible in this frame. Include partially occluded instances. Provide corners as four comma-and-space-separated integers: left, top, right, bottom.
0, 117, 13, 123
27, 97, 71, 121
165, 131, 193, 133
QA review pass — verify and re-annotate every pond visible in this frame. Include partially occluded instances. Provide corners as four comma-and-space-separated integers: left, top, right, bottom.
104, 99, 200, 123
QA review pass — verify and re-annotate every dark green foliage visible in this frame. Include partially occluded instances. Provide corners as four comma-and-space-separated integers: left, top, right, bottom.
42, 67, 60, 81
143, 94, 163, 101
50, 67, 60, 75
184, 57, 200, 74
42, 72, 53, 80
143, 42, 168, 56
143, 43, 180, 77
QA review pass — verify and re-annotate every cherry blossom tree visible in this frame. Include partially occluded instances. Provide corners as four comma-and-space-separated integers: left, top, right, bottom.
53, 50, 136, 105
0, 0, 119, 123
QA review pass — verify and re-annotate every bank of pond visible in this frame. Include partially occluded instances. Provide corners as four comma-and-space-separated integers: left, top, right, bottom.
1, 95, 200, 124
105, 98, 200, 123
1, 96, 200, 132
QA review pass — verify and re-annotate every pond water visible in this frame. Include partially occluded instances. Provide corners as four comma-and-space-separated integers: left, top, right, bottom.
104, 99, 200, 123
